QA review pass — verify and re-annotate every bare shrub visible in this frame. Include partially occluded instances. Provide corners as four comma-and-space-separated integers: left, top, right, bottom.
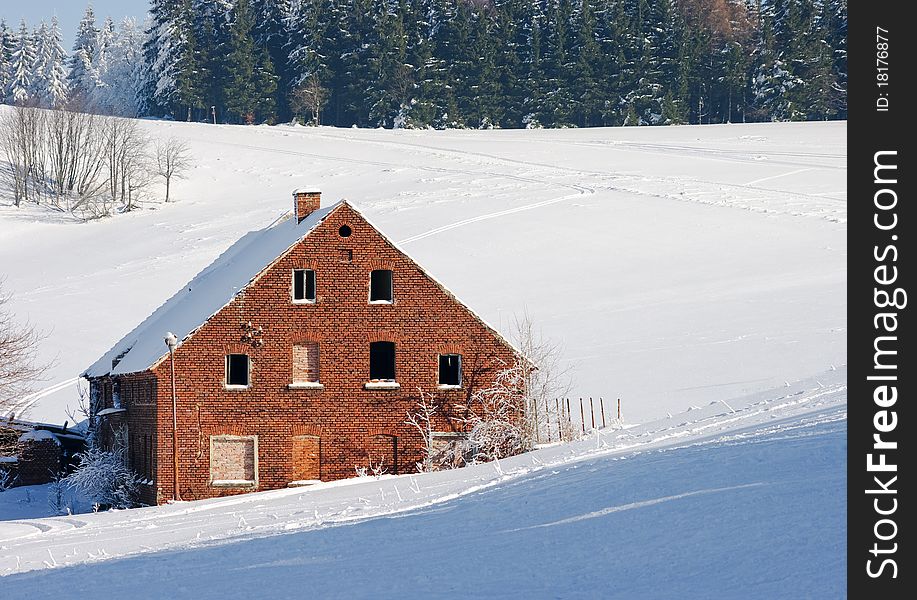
290, 74, 328, 126
0, 282, 48, 418
154, 137, 194, 202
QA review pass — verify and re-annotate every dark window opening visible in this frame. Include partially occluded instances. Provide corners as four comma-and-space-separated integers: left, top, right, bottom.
293, 269, 316, 302
369, 342, 396, 381
339, 225, 352, 237
370, 270, 393, 303
439, 354, 462, 387
226, 354, 250, 387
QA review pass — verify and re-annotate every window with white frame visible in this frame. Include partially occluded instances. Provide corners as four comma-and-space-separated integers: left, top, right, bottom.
292, 269, 316, 303
225, 354, 251, 388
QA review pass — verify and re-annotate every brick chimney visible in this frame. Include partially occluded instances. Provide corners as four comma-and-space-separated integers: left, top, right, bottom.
293, 188, 321, 223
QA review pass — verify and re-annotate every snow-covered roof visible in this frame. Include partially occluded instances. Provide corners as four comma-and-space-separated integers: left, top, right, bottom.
84, 202, 342, 378
18, 429, 60, 445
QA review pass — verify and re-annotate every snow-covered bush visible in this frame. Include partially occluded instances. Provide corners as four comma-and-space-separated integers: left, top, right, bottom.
0, 466, 15, 491
353, 458, 387, 479
65, 447, 139, 510
460, 363, 529, 463
47, 471, 69, 514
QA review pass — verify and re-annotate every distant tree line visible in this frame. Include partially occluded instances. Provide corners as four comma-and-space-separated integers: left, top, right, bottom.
1, 8, 145, 116
3, 0, 847, 128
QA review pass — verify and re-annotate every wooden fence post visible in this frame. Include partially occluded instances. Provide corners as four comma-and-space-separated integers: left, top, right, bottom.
600, 397, 606, 428
617, 398, 621, 421
589, 397, 595, 430
533, 397, 540, 445
579, 398, 585, 433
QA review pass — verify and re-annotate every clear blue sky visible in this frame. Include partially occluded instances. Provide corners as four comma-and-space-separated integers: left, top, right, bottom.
1, 1, 149, 47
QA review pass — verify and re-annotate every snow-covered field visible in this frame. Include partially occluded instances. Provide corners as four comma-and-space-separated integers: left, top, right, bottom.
0, 116, 846, 596
0, 117, 846, 426
0, 369, 846, 596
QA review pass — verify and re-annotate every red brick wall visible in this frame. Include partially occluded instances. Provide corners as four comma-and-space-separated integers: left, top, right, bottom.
94, 374, 158, 505
17, 439, 61, 485
113, 204, 518, 503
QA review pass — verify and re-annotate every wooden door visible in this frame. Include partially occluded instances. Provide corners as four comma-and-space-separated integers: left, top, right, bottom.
291, 435, 321, 482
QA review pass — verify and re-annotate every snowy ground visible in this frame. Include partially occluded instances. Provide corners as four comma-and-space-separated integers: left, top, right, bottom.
0, 117, 846, 596
0, 115, 846, 425
0, 368, 846, 597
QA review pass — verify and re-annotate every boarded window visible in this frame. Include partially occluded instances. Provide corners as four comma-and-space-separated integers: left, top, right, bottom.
225, 354, 250, 387
438, 354, 462, 387
210, 435, 257, 486
369, 270, 393, 303
369, 341, 396, 381
292, 343, 320, 383
291, 435, 321, 482
292, 269, 316, 302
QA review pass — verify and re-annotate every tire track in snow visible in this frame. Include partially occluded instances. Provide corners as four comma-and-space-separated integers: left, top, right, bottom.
744, 168, 815, 186
5, 377, 79, 419
207, 140, 591, 195
397, 188, 592, 245
207, 140, 599, 244
300, 131, 846, 203
512, 482, 767, 531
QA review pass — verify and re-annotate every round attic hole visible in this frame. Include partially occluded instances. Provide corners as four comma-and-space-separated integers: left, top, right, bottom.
339, 225, 352, 237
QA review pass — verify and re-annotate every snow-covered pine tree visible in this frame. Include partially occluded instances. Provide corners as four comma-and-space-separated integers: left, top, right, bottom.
0, 20, 15, 97
824, 0, 847, 119
96, 18, 146, 116
338, 0, 382, 127
570, 0, 601, 127
517, 0, 547, 127
366, 0, 411, 128
465, 6, 503, 128
222, 0, 258, 122
33, 16, 69, 108
5, 20, 36, 105
67, 5, 100, 106
88, 16, 117, 110
252, 0, 292, 120
140, 0, 182, 117
541, 0, 576, 127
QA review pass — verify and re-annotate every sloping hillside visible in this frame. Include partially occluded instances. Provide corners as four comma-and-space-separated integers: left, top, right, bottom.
0, 116, 847, 425
0, 370, 846, 597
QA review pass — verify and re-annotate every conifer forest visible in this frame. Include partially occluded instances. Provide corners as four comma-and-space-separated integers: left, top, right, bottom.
2, 0, 847, 129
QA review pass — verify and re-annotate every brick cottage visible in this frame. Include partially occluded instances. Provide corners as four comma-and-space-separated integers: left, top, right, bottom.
83, 191, 521, 505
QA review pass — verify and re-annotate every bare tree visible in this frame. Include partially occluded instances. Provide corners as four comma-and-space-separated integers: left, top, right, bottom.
290, 74, 329, 126
406, 389, 438, 472
511, 312, 573, 444
154, 137, 194, 202
0, 282, 47, 418
102, 117, 152, 212
1, 106, 153, 219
